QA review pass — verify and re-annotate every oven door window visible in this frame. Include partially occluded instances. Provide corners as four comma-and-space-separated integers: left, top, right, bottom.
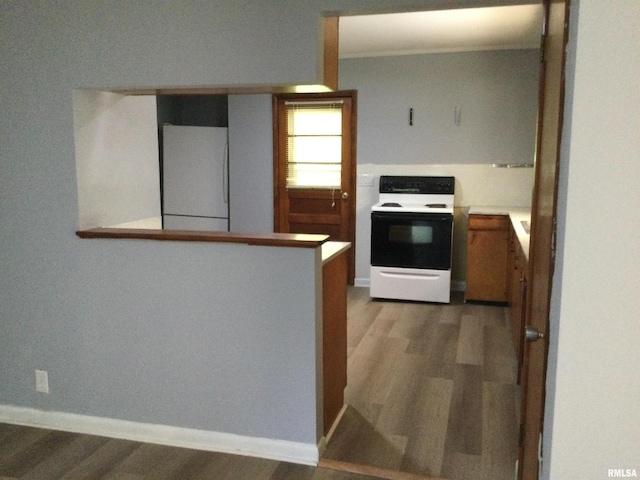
371, 212, 453, 270
388, 224, 434, 244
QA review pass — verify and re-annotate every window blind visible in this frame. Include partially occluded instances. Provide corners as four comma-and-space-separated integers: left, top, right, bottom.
285, 101, 343, 188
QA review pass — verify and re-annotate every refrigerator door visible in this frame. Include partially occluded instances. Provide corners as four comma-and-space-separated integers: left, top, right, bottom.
162, 125, 229, 230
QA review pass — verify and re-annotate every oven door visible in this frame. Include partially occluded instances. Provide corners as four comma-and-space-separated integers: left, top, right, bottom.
371, 211, 453, 270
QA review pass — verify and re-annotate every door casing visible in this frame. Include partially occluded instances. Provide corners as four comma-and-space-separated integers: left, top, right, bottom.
518, 0, 569, 478
272, 91, 358, 284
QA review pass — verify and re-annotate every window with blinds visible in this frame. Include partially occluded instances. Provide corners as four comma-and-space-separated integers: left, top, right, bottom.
285, 101, 342, 188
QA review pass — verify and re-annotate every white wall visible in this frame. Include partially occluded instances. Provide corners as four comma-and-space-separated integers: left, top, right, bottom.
73, 91, 161, 229
544, 1, 640, 478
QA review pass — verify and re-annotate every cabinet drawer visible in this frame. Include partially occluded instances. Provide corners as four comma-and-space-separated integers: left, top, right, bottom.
468, 214, 509, 231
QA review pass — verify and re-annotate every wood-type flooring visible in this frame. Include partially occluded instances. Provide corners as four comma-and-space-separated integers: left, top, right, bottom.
0, 422, 385, 480
321, 288, 519, 480
0, 288, 518, 480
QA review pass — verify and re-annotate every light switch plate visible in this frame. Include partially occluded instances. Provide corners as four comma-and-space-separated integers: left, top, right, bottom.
357, 174, 374, 187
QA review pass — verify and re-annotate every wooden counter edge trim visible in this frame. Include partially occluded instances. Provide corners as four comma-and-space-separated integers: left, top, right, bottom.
76, 228, 329, 248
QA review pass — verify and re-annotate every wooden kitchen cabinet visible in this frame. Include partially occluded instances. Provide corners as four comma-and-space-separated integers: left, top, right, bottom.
465, 214, 510, 302
322, 247, 348, 435
508, 224, 528, 383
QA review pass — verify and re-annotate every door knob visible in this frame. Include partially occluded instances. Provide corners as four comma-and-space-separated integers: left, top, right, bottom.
341, 191, 350, 200
525, 326, 545, 342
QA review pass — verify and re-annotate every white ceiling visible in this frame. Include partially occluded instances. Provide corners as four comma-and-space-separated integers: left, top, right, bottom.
338, 5, 544, 58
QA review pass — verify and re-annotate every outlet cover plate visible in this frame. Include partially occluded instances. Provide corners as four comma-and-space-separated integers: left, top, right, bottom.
35, 369, 49, 393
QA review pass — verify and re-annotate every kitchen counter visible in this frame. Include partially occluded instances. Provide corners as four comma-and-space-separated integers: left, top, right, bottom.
469, 206, 531, 260
321, 241, 351, 264
77, 228, 355, 260
77, 228, 330, 249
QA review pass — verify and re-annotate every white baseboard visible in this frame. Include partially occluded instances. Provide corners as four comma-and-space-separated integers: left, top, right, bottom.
353, 278, 370, 288
0, 405, 319, 466
317, 403, 348, 459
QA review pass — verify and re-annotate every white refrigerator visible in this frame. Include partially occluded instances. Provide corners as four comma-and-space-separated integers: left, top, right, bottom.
162, 125, 229, 231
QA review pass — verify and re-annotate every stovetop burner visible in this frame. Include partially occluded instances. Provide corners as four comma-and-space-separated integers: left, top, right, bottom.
381, 202, 401, 207
425, 203, 447, 208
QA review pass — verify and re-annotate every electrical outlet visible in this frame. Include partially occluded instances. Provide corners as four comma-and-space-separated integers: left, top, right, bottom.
35, 369, 49, 393
357, 173, 374, 187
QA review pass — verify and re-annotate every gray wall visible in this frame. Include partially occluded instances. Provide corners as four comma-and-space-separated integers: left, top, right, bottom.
228, 94, 274, 233
340, 49, 540, 165
35, 241, 317, 442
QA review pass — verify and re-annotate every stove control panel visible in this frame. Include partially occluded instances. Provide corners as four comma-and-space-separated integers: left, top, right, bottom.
379, 176, 455, 195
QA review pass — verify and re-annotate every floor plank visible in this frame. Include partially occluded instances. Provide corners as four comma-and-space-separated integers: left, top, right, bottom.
440, 451, 482, 480
0, 423, 389, 480
444, 364, 484, 457
322, 405, 408, 471
21, 434, 109, 479
455, 314, 484, 366
0, 430, 78, 478
0, 425, 53, 466
480, 382, 519, 479
319, 458, 446, 480
396, 376, 452, 476
323, 288, 519, 480
483, 324, 517, 383
64, 439, 144, 479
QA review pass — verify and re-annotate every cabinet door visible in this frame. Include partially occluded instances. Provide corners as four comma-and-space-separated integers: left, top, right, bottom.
509, 238, 523, 357
466, 215, 509, 302
508, 225, 528, 383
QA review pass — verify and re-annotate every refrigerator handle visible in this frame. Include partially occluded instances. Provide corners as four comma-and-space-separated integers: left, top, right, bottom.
223, 142, 229, 204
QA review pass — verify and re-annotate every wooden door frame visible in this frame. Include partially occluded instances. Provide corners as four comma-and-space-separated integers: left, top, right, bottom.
518, 0, 570, 478
272, 91, 358, 285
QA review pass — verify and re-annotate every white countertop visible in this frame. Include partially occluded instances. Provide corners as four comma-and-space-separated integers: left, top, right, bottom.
469, 206, 531, 260
321, 241, 351, 265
